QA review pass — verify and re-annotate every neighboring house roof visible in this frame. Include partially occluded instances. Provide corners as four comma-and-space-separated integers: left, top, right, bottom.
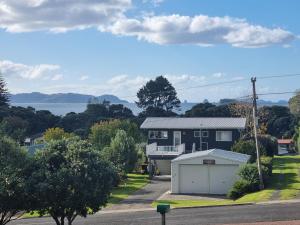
278, 139, 293, 144
140, 117, 246, 129
172, 148, 250, 163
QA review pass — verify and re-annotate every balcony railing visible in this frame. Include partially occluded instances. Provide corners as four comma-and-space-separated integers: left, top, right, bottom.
146, 143, 185, 156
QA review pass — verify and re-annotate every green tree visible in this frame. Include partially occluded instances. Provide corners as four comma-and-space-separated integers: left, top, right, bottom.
0, 75, 9, 107
0, 136, 31, 225
30, 139, 115, 225
231, 139, 266, 163
43, 127, 73, 142
0, 116, 28, 142
136, 76, 180, 114
185, 102, 232, 117
102, 130, 138, 174
258, 106, 296, 138
90, 119, 141, 150
289, 91, 300, 119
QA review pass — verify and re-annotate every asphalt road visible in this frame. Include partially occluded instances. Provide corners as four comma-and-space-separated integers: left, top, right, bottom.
11, 202, 300, 225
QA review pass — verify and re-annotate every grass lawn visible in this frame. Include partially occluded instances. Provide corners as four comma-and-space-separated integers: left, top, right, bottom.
107, 173, 149, 205
271, 155, 300, 200
153, 155, 300, 208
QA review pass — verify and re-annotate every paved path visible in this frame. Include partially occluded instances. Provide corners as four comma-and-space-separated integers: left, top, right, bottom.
11, 202, 300, 225
105, 177, 170, 210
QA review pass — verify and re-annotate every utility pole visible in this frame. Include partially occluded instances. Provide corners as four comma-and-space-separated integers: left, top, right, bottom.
251, 77, 264, 190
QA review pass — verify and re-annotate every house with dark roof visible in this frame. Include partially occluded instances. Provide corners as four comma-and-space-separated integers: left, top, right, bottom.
140, 117, 246, 175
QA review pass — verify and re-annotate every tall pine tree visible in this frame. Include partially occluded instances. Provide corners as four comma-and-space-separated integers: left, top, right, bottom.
136, 76, 180, 113
0, 74, 9, 107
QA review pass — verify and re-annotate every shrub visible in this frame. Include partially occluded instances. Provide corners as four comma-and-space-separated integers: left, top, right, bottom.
260, 156, 273, 177
227, 179, 252, 200
238, 164, 260, 191
231, 140, 266, 163
228, 162, 272, 200
101, 130, 138, 174
258, 135, 278, 156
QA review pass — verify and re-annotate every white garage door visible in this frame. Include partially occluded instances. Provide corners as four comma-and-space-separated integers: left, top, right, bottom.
179, 165, 209, 194
156, 160, 171, 175
179, 164, 239, 194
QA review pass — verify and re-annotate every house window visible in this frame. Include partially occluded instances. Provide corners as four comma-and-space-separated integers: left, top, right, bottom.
216, 131, 232, 142
194, 131, 209, 137
148, 131, 168, 139
194, 131, 201, 137
202, 131, 209, 137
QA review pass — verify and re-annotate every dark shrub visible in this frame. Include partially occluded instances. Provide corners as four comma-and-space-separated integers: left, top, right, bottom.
258, 135, 278, 156
232, 140, 266, 163
227, 179, 252, 200
260, 156, 273, 177
238, 164, 260, 191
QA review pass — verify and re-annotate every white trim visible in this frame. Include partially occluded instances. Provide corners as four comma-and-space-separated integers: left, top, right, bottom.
202, 131, 209, 137
194, 131, 201, 137
216, 131, 232, 142
201, 142, 208, 150
173, 131, 181, 146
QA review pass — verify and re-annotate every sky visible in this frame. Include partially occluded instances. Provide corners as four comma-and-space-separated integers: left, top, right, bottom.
0, 0, 299, 102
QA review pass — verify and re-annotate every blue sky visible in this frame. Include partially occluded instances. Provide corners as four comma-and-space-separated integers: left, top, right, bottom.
0, 0, 299, 102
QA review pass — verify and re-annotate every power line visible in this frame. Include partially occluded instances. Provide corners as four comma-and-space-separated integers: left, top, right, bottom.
257, 73, 300, 80
119, 73, 300, 100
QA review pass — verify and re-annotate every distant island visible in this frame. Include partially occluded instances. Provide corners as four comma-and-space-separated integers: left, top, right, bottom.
10, 92, 129, 104
10, 92, 289, 107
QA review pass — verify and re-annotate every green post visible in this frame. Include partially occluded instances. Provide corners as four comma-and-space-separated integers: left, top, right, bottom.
157, 204, 170, 225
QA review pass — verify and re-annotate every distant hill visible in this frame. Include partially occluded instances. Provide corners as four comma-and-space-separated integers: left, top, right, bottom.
10, 92, 129, 104
218, 98, 288, 107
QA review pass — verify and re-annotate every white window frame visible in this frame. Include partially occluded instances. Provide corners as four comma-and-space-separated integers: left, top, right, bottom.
216, 131, 232, 142
148, 130, 168, 139
202, 131, 209, 138
194, 130, 209, 138
194, 131, 201, 137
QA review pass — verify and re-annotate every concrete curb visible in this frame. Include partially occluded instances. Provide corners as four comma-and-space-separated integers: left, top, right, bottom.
97, 208, 155, 214
171, 202, 254, 210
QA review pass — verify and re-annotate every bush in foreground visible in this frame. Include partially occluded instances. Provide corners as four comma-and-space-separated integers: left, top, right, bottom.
30, 139, 116, 225
0, 136, 32, 225
228, 162, 271, 200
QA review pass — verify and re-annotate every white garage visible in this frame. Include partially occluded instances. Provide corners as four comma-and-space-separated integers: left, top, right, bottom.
171, 149, 250, 195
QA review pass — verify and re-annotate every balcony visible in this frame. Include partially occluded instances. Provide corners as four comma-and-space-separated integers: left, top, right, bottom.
146, 142, 185, 157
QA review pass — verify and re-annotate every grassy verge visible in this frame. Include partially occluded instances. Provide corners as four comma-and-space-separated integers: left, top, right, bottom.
271, 155, 300, 199
152, 200, 237, 208
107, 173, 149, 205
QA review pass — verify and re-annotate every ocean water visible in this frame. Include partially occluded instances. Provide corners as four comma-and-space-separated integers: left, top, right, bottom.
11, 103, 142, 116
11, 102, 195, 116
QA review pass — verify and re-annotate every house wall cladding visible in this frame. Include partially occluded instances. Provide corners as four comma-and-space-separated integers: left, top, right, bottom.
147, 129, 242, 151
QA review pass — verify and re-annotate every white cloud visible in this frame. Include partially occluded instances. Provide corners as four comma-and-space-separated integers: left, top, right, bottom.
0, 0, 295, 48
0, 60, 62, 80
0, 0, 131, 32
79, 75, 89, 81
51, 74, 63, 81
102, 14, 295, 48
212, 72, 225, 78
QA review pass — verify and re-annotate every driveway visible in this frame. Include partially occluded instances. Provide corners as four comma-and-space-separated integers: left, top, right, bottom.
105, 176, 170, 211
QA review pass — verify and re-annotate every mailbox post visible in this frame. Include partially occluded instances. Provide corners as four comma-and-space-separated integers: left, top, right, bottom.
157, 204, 170, 225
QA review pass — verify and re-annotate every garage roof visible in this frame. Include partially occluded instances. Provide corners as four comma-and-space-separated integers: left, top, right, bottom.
172, 149, 250, 163
140, 117, 246, 129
